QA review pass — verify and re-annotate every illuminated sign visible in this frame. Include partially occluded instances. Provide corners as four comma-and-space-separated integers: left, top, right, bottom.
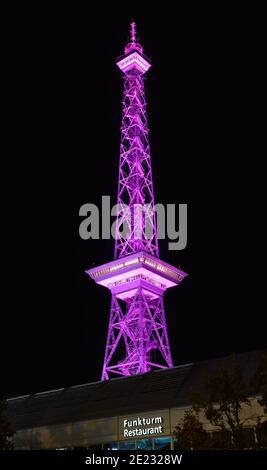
123, 416, 164, 438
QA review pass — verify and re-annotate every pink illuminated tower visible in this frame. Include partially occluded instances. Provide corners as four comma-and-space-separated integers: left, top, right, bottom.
86, 22, 187, 380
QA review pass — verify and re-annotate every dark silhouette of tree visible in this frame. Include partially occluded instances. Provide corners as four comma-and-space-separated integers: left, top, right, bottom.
252, 353, 267, 412
0, 397, 14, 450
197, 354, 251, 449
175, 354, 254, 449
174, 408, 211, 449
252, 353, 267, 448
255, 418, 267, 448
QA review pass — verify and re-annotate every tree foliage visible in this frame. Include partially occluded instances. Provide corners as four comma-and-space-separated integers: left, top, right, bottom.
174, 408, 234, 449
197, 354, 251, 449
175, 354, 254, 449
255, 418, 267, 448
252, 353, 267, 413
252, 353, 267, 448
174, 408, 210, 449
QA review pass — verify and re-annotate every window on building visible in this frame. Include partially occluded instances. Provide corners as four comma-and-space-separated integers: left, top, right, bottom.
256, 421, 267, 448
119, 440, 136, 450
136, 439, 153, 450
211, 430, 232, 449
173, 436, 180, 450
154, 436, 171, 450
103, 442, 119, 450
240, 427, 256, 449
87, 444, 103, 450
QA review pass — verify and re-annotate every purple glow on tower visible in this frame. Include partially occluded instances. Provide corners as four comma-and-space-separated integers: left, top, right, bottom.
124, 20, 143, 54
87, 23, 187, 380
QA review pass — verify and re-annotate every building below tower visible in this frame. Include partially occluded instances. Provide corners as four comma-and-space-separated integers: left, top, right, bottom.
7, 349, 266, 450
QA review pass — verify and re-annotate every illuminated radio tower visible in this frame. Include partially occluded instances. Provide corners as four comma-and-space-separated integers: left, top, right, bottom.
87, 22, 187, 380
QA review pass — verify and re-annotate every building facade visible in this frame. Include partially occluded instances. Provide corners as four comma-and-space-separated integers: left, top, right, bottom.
7, 349, 266, 449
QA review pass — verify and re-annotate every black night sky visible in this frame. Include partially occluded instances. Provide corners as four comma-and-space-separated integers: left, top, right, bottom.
2, 6, 265, 398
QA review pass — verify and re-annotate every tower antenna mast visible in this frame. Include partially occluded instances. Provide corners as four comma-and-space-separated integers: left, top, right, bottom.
130, 20, 136, 43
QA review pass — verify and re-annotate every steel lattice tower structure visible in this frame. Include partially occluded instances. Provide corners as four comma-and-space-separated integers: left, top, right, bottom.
87, 22, 187, 380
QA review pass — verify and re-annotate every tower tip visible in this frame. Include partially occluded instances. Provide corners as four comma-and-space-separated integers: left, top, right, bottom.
130, 20, 136, 43
125, 20, 143, 54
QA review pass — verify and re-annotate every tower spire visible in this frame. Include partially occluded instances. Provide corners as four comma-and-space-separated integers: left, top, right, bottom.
130, 20, 136, 43
125, 21, 143, 54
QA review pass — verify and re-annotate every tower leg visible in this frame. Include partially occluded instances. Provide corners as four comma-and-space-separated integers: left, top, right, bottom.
102, 289, 173, 380
101, 296, 125, 381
